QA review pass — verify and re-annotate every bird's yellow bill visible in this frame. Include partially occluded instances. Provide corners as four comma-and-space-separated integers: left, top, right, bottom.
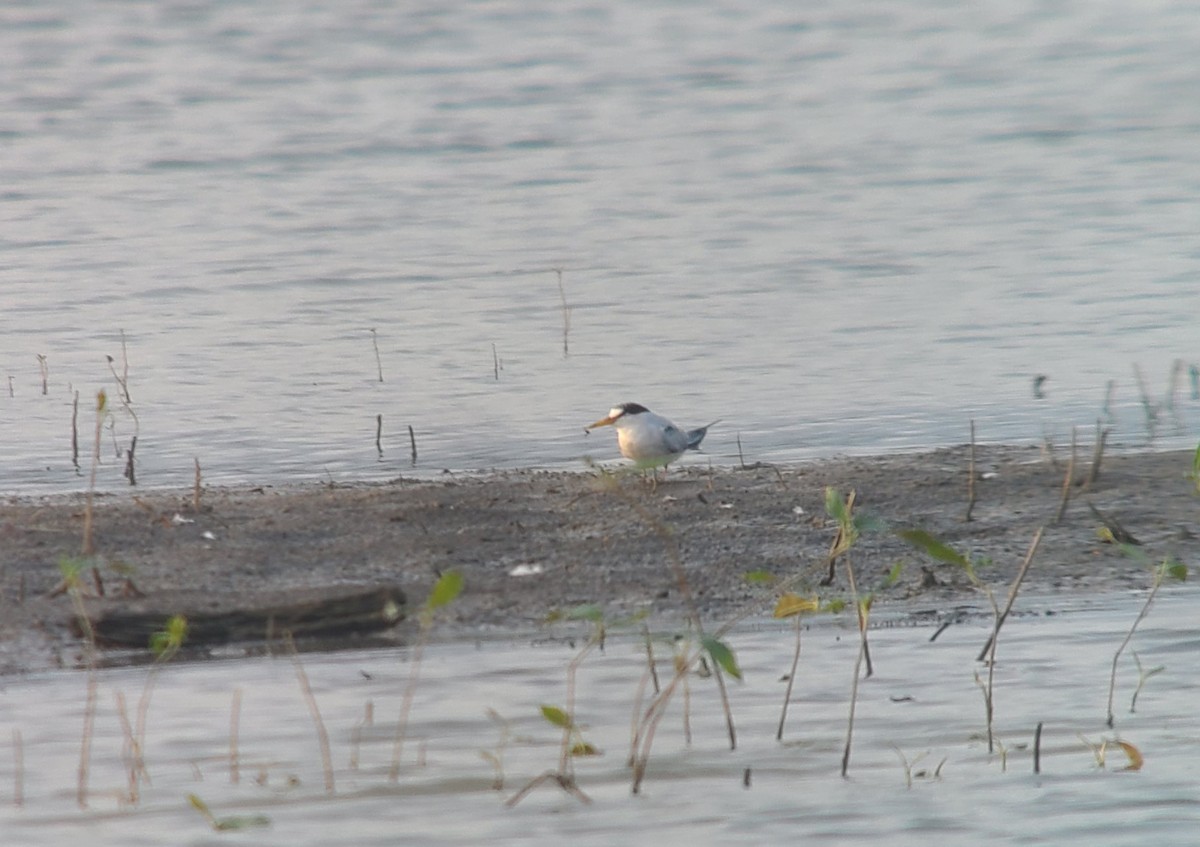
588, 415, 617, 429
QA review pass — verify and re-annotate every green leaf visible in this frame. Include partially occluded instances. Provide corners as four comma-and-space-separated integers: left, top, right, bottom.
149, 614, 188, 657
611, 609, 651, 628
854, 513, 887, 534
426, 570, 463, 610
743, 570, 776, 585
824, 487, 847, 524
1118, 543, 1150, 564
884, 561, 904, 586
774, 593, 820, 618
188, 794, 268, 830
564, 603, 604, 623
570, 741, 600, 757
539, 704, 572, 729
701, 635, 742, 680
1166, 560, 1188, 582
214, 814, 271, 831
58, 556, 87, 583
824, 598, 847, 614
897, 529, 970, 567
188, 793, 213, 822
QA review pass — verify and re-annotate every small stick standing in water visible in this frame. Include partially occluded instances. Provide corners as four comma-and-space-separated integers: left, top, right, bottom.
124, 435, 138, 486
1102, 379, 1117, 422
408, 425, 417, 465
1132, 363, 1158, 433
981, 529, 1044, 757
1054, 427, 1076, 524
965, 419, 977, 522
36, 354, 48, 395
71, 390, 80, 472
82, 391, 106, 575
375, 414, 384, 458
229, 687, 242, 784
1082, 420, 1110, 493
1164, 358, 1183, 413
370, 328, 384, 383
12, 728, 23, 808
555, 268, 571, 357
286, 633, 335, 795
106, 331, 139, 484
349, 701, 373, 772
107, 329, 132, 403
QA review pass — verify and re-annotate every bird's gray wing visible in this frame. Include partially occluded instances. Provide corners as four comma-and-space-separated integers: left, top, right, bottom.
661, 424, 690, 455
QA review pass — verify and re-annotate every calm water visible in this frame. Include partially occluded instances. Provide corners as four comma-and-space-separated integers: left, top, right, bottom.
3, 0, 1200, 495
2, 588, 1199, 845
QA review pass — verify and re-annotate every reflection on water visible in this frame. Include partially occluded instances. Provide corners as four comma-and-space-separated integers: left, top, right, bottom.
2, 0, 1200, 494
2, 588, 1200, 845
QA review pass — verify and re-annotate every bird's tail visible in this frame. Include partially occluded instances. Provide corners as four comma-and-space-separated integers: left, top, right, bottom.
686, 420, 720, 450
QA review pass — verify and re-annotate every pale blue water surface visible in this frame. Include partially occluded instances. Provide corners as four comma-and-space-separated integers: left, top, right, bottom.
5, 5, 1200, 844
2, 589, 1200, 845
3, 0, 1200, 494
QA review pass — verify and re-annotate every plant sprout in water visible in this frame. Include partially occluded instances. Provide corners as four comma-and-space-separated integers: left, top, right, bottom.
390, 570, 463, 781
1105, 546, 1186, 729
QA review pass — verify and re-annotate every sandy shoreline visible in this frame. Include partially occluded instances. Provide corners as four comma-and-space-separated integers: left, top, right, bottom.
1, 444, 1196, 674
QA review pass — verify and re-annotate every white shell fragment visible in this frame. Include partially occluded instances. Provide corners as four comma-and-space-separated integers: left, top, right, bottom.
508, 563, 544, 577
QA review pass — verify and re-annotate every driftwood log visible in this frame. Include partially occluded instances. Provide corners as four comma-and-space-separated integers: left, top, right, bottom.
75, 583, 407, 651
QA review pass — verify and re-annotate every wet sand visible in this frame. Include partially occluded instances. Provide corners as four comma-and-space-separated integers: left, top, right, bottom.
1, 445, 1196, 674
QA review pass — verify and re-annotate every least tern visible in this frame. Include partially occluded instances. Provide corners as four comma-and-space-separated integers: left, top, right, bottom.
586, 403, 717, 471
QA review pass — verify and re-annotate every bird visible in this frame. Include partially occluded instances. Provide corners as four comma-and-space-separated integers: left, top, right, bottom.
585, 403, 717, 473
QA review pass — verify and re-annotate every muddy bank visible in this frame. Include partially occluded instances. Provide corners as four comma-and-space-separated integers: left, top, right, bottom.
1, 445, 1197, 674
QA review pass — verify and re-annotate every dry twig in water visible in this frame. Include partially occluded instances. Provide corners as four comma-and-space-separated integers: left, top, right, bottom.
1133, 363, 1158, 432
71, 390, 80, 472
12, 729, 23, 808
230, 687, 242, 784
370, 328, 384, 382
979, 528, 1044, 753
1054, 427, 1076, 524
966, 419, 977, 522
286, 633, 335, 795
555, 268, 571, 357
1082, 420, 1110, 492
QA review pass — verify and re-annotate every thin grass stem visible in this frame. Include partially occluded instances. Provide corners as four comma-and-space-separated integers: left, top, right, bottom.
286, 633, 335, 795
